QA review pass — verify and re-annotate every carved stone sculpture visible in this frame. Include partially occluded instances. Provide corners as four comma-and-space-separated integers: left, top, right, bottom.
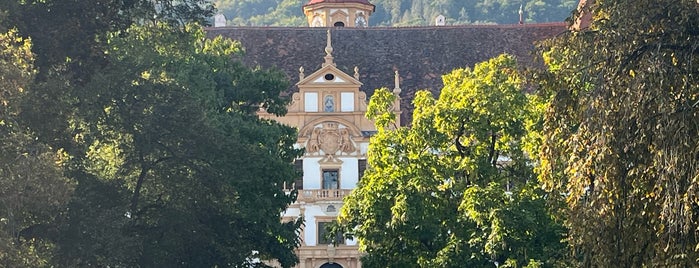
305, 122, 357, 155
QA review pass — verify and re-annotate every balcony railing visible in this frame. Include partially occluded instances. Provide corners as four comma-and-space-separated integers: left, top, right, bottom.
295, 189, 352, 202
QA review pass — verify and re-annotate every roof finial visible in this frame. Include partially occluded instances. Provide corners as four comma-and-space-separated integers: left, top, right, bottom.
299, 66, 305, 80
323, 29, 335, 67
393, 70, 401, 94
325, 29, 333, 55
354, 66, 360, 80
518, 4, 524, 25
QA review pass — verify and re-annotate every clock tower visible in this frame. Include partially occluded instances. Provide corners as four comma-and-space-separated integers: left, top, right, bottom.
303, 0, 375, 27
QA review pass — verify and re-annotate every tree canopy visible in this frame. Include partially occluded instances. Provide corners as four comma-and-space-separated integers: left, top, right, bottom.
0, 27, 75, 268
1, 1, 304, 266
338, 54, 566, 267
539, 0, 699, 266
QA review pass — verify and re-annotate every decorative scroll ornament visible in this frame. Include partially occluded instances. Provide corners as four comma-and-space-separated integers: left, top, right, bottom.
306, 122, 356, 155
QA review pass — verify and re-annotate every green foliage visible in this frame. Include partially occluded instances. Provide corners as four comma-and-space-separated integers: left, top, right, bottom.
0, 29, 75, 268
365, 87, 398, 130
214, 0, 578, 26
2, 1, 305, 266
40, 23, 302, 267
339, 54, 565, 267
539, 0, 699, 266
1, 0, 214, 81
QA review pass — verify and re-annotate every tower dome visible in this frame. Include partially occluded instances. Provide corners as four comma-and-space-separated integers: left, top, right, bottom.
305, 0, 373, 5
303, 0, 375, 27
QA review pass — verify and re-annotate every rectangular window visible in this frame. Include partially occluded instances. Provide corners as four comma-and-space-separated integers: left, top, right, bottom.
340, 92, 354, 112
358, 159, 367, 181
318, 221, 344, 245
322, 170, 339, 189
294, 159, 303, 190
304, 92, 318, 112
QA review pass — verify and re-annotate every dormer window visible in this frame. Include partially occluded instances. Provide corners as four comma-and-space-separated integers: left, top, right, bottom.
333, 21, 345, 27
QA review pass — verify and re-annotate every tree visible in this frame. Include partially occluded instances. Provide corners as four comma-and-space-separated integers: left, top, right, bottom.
4, 0, 305, 265
45, 24, 303, 267
0, 29, 75, 268
1, 0, 217, 156
539, 0, 699, 266
338, 54, 565, 267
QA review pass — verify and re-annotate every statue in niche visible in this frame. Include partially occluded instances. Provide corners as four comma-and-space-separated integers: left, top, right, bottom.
324, 95, 334, 112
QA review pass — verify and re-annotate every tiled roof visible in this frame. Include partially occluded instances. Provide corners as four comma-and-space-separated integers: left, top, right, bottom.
205, 24, 566, 124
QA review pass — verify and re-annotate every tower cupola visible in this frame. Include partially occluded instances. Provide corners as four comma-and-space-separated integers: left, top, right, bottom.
303, 0, 375, 27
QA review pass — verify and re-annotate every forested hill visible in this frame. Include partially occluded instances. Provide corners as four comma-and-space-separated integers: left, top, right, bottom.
214, 0, 579, 26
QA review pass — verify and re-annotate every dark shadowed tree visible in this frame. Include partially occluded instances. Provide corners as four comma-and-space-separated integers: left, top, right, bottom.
0, 29, 74, 268
47, 24, 303, 267
539, 0, 699, 266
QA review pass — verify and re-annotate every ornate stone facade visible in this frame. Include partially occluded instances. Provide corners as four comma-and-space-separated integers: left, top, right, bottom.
258, 30, 400, 268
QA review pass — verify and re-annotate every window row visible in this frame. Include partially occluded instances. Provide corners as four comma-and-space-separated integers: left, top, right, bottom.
304, 92, 355, 112
282, 159, 366, 190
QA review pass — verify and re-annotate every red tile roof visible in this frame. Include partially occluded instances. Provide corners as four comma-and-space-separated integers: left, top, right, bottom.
206, 24, 566, 124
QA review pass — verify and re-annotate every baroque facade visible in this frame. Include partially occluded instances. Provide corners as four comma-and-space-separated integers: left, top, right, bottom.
207, 0, 569, 267
258, 29, 401, 268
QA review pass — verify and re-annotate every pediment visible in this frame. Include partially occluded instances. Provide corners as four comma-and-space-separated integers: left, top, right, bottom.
297, 64, 362, 87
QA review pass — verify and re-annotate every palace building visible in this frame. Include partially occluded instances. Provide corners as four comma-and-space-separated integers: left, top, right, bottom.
257, 29, 398, 268
205, 0, 569, 267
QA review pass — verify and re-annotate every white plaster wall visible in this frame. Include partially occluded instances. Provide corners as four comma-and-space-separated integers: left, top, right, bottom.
303, 205, 325, 246
303, 157, 323, 189
337, 157, 359, 189
359, 142, 369, 155
283, 207, 301, 218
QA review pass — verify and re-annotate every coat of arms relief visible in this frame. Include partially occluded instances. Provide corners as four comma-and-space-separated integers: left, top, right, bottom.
306, 122, 358, 156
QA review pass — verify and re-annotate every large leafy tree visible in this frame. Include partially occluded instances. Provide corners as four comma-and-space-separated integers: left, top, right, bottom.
2, 0, 214, 71
339, 54, 565, 267
2, 2, 305, 265
539, 0, 699, 266
0, 29, 74, 267
46, 24, 303, 267
0, 0, 216, 154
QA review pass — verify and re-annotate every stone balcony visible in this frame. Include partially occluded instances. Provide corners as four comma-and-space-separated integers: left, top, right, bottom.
295, 189, 352, 202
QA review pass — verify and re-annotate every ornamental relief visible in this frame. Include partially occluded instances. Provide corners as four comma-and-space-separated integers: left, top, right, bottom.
306, 122, 357, 156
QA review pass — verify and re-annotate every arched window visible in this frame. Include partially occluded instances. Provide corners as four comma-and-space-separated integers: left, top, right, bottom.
333, 21, 345, 27
320, 262, 343, 268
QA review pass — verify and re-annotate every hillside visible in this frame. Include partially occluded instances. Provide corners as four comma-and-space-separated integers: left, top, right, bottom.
213, 0, 578, 26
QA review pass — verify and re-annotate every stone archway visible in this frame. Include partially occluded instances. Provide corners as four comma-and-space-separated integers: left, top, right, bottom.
320, 262, 343, 268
